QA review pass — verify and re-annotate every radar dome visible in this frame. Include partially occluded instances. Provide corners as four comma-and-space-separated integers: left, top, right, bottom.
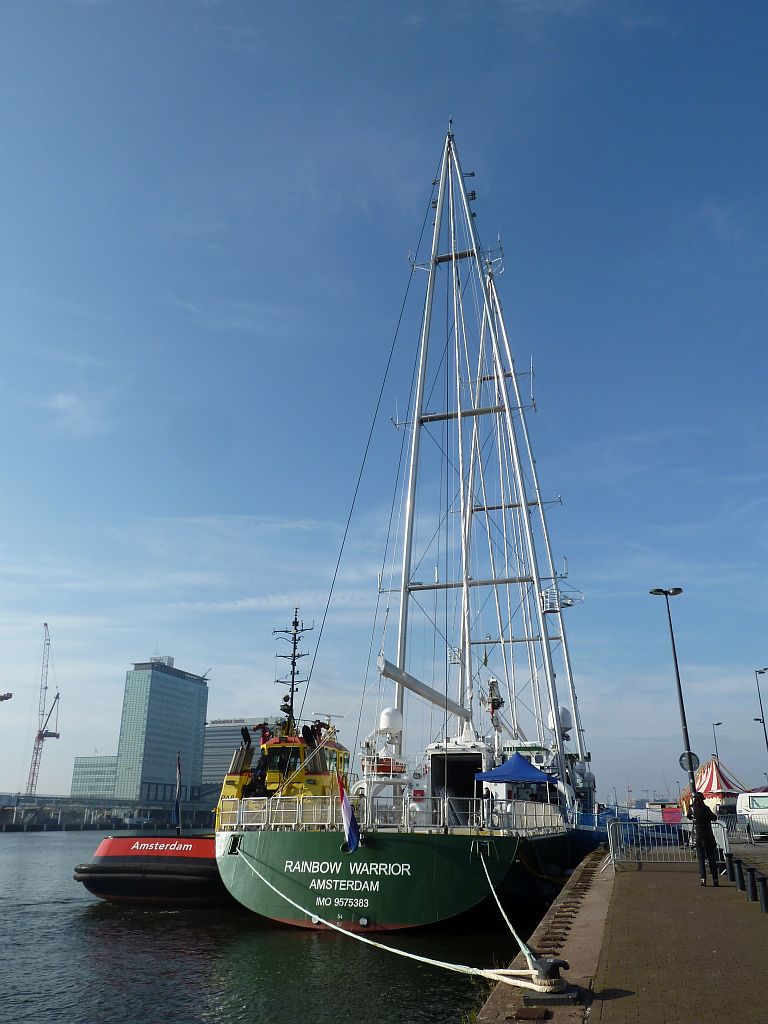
548, 706, 573, 733
379, 707, 403, 735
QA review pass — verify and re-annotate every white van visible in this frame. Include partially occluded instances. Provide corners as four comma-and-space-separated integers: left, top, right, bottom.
736, 791, 768, 840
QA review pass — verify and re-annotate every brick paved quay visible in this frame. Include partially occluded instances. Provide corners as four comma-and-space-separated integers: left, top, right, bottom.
477, 841, 768, 1024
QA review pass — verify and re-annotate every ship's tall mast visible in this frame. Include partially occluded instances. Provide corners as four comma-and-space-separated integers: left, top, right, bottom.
393, 133, 451, 707
380, 128, 586, 797
274, 608, 311, 734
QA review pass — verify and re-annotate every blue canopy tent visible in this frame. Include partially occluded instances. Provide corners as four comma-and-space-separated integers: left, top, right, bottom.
474, 751, 556, 784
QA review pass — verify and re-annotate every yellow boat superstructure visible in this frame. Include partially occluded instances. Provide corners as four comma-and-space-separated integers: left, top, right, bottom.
214, 721, 350, 830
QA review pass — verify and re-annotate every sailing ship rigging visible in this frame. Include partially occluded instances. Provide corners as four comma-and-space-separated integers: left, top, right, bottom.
215, 127, 597, 931
370, 125, 591, 806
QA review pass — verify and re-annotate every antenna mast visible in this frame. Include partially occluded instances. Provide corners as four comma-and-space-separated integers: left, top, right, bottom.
273, 608, 312, 734
25, 623, 60, 796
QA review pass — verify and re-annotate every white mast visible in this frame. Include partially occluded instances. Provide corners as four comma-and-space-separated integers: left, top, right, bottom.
390, 133, 451, 737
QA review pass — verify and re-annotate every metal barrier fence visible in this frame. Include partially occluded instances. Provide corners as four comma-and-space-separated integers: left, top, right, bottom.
718, 814, 749, 842
688, 813, 768, 843
728, 811, 768, 842
608, 818, 730, 866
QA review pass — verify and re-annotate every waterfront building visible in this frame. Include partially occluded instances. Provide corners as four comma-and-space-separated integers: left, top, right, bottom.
202, 718, 278, 784
113, 657, 209, 801
70, 755, 117, 799
69, 656, 209, 802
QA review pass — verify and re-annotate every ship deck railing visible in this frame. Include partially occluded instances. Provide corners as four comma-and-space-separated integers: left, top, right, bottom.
217, 795, 566, 836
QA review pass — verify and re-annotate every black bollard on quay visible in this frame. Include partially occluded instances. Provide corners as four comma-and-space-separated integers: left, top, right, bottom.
746, 865, 758, 902
725, 851, 735, 882
757, 875, 768, 914
734, 859, 746, 892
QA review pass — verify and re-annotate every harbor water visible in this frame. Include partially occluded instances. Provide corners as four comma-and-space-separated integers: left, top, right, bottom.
1, 832, 527, 1024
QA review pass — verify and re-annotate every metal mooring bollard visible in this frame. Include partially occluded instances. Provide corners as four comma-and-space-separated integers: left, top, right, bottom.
746, 866, 758, 902
757, 875, 768, 913
734, 859, 746, 891
725, 852, 735, 882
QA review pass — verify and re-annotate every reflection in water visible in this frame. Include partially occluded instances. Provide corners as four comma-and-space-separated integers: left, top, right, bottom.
2, 833, 531, 1024
74, 905, 518, 1024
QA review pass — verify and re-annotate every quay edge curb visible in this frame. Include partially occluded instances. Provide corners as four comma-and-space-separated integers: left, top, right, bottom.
476, 848, 610, 1024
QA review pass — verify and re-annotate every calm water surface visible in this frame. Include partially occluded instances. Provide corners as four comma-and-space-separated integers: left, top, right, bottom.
1, 832, 525, 1024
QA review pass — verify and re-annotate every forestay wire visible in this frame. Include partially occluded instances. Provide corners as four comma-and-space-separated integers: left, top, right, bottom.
297, 155, 441, 727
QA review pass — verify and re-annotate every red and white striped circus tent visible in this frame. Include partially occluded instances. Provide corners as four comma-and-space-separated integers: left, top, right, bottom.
679, 757, 747, 813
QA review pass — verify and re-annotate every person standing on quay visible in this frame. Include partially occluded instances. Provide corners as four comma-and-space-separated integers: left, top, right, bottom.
688, 792, 719, 886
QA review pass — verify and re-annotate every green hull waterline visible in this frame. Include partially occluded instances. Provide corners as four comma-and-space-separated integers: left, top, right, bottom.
216, 829, 573, 932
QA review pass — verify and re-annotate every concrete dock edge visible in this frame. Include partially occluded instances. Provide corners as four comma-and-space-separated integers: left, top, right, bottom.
477, 848, 612, 1023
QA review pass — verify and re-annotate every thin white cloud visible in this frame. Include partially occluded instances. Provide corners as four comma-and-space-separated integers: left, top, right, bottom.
496, 0, 673, 29
545, 431, 689, 494
41, 346, 121, 371
164, 295, 299, 337
499, 0, 597, 13
162, 513, 333, 533
697, 201, 745, 248
40, 391, 105, 434
168, 586, 375, 615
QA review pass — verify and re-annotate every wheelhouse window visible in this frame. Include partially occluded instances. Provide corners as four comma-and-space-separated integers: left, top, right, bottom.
267, 746, 301, 776
306, 746, 328, 772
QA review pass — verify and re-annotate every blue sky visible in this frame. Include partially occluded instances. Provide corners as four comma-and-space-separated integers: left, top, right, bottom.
1, 0, 768, 801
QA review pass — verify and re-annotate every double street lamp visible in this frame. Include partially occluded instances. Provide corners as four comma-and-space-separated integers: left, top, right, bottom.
650, 587, 698, 796
712, 721, 722, 760
755, 669, 768, 765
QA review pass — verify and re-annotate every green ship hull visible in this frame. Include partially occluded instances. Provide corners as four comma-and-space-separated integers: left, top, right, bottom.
216, 828, 572, 932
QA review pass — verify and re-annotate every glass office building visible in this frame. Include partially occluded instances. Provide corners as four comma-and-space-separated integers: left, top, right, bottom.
202, 718, 278, 784
70, 755, 117, 799
113, 656, 209, 802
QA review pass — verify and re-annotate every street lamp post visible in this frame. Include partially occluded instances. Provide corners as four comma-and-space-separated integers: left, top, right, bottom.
712, 721, 722, 760
754, 669, 768, 764
650, 588, 698, 796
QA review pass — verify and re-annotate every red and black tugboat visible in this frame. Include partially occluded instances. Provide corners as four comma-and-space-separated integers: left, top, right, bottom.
74, 726, 267, 905
74, 832, 224, 905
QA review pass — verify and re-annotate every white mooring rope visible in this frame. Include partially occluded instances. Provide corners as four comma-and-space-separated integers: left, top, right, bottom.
236, 846, 567, 992
478, 849, 534, 959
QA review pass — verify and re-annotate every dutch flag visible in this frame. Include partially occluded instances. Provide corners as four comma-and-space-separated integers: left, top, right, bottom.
172, 751, 181, 832
337, 772, 360, 853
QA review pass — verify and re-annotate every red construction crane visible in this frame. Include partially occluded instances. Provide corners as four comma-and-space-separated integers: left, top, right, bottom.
25, 623, 60, 796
